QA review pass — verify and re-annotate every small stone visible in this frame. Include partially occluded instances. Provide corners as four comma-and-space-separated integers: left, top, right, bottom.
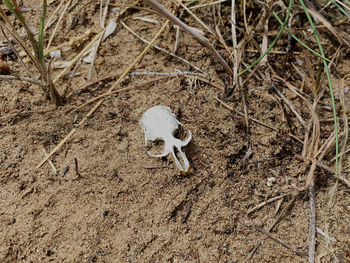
267, 177, 276, 187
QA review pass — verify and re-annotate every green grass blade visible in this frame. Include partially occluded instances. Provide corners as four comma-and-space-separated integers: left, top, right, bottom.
2, 0, 23, 22
273, 11, 330, 62
299, 0, 339, 176
331, 0, 350, 19
38, 0, 47, 62
186, 0, 199, 6
3, 0, 40, 56
238, 0, 293, 76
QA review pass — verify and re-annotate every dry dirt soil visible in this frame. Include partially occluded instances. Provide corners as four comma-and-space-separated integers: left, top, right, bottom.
1, 0, 350, 262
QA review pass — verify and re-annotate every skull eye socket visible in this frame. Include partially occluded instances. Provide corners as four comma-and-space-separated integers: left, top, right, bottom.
147, 139, 165, 156
174, 125, 187, 141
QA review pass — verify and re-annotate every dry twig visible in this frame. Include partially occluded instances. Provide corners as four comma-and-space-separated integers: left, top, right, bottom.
308, 182, 316, 263
254, 226, 307, 258
247, 194, 289, 215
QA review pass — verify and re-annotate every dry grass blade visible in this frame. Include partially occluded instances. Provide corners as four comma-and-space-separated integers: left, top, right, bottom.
339, 73, 350, 167
261, 13, 269, 65
188, 0, 228, 10
0, 9, 39, 71
317, 130, 336, 161
54, 30, 105, 85
272, 75, 321, 191
271, 83, 306, 127
308, 181, 316, 263
254, 226, 308, 258
47, 0, 73, 49
295, 155, 350, 188
308, 7, 350, 48
144, 0, 233, 77
215, 25, 233, 63
0, 74, 44, 84
247, 194, 289, 215
0, 2, 62, 105
45, 0, 66, 30
0, 24, 37, 81
121, 21, 205, 74
231, 0, 239, 88
173, 0, 216, 36
335, 0, 350, 12
67, 75, 176, 115
42, 146, 57, 175
304, 1, 350, 49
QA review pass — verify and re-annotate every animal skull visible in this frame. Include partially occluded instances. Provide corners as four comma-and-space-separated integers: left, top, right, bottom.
140, 106, 192, 172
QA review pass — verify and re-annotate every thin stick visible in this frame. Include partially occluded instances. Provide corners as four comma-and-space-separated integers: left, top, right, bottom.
260, 12, 268, 65
66, 72, 119, 98
317, 130, 336, 161
247, 194, 289, 215
188, 0, 228, 10
173, 25, 180, 54
47, 0, 73, 49
129, 71, 206, 77
45, 29, 95, 56
42, 146, 57, 175
0, 74, 44, 85
308, 182, 316, 263
295, 154, 350, 188
88, 0, 110, 81
36, 21, 170, 169
231, 0, 238, 88
271, 83, 305, 127
87, 32, 104, 81
254, 226, 307, 258
45, 0, 66, 30
215, 96, 278, 132
243, 0, 249, 34
194, 76, 224, 91
67, 57, 82, 90
74, 157, 81, 178
337, 73, 350, 167
173, 0, 216, 36
215, 25, 233, 63
87, 0, 111, 81
0, 25, 37, 81
99, 0, 104, 28
54, 30, 105, 86
304, 1, 350, 49
101, 0, 110, 28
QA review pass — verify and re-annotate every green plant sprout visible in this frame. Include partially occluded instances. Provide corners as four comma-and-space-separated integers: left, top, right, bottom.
1, 0, 62, 105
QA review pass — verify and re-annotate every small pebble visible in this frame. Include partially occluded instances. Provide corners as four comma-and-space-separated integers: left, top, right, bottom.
267, 177, 276, 187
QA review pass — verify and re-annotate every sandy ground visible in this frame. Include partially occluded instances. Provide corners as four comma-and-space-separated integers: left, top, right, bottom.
1, 0, 350, 262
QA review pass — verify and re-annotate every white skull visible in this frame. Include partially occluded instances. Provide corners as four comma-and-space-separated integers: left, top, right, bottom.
140, 106, 192, 172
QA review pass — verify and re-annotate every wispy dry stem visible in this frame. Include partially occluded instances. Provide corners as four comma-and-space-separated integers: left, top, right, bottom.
144, 0, 233, 77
